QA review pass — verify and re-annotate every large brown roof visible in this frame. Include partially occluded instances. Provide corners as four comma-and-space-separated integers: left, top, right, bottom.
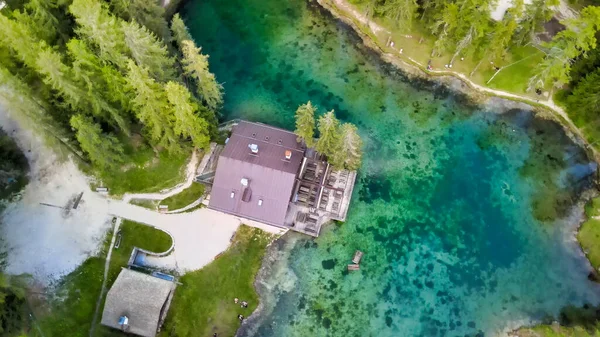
101, 269, 175, 337
209, 121, 305, 226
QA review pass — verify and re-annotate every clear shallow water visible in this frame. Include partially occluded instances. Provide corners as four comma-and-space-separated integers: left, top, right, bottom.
182, 0, 600, 335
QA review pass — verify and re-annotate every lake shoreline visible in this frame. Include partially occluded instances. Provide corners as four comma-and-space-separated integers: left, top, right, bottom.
312, 0, 598, 163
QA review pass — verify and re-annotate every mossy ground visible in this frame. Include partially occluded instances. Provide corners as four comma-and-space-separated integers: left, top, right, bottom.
161, 226, 274, 337
159, 183, 205, 211
99, 141, 191, 196
579, 197, 600, 271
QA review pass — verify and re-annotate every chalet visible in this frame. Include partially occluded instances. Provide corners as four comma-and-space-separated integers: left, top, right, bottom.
100, 269, 176, 337
208, 120, 356, 236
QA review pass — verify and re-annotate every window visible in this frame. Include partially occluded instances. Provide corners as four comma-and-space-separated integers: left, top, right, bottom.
230, 191, 235, 199
258, 199, 263, 206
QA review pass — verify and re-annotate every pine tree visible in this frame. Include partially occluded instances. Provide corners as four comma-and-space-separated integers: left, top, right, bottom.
513, 0, 558, 46
109, 0, 172, 42
0, 65, 76, 153
566, 69, 600, 123
125, 60, 180, 152
164, 81, 211, 150
0, 13, 40, 67
529, 6, 600, 90
121, 19, 176, 82
70, 114, 125, 171
180, 40, 223, 111
171, 14, 193, 46
67, 39, 131, 131
70, 0, 129, 68
36, 48, 86, 111
294, 101, 316, 147
339, 123, 363, 170
379, 0, 418, 32
315, 110, 342, 166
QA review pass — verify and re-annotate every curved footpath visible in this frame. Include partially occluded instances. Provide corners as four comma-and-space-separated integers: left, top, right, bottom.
316, 0, 597, 160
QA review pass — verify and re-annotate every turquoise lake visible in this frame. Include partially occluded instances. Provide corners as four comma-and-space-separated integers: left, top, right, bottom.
181, 0, 600, 335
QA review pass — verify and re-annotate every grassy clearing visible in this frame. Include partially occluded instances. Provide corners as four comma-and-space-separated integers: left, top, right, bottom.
130, 198, 158, 210
579, 218, 600, 271
31, 226, 114, 337
517, 325, 600, 337
159, 183, 205, 211
585, 197, 600, 218
99, 143, 191, 196
107, 220, 173, 285
161, 226, 274, 337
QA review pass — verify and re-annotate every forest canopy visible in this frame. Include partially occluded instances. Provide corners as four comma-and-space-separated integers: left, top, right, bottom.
0, 0, 222, 173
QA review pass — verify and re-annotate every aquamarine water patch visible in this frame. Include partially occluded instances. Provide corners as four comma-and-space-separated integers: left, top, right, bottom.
181, 0, 600, 335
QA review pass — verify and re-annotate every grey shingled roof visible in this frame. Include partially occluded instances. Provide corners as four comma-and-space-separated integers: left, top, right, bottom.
101, 269, 175, 337
209, 121, 305, 226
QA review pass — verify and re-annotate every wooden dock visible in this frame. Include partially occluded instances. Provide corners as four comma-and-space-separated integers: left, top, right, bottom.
352, 250, 363, 264
347, 264, 360, 271
348, 250, 364, 271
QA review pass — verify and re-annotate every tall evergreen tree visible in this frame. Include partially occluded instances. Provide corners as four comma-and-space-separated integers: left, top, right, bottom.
529, 6, 600, 90
379, 0, 418, 32
121, 19, 176, 82
125, 60, 180, 152
315, 110, 342, 165
67, 39, 131, 132
70, 0, 129, 68
0, 12, 40, 67
164, 81, 211, 150
339, 123, 363, 170
109, 0, 171, 42
180, 40, 223, 111
0, 65, 75, 151
70, 114, 125, 171
513, 0, 559, 46
294, 101, 316, 147
171, 13, 192, 46
566, 69, 600, 122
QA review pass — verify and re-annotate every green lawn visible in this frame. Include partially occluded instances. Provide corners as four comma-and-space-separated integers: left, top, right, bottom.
100, 145, 191, 196
579, 218, 600, 271
159, 183, 205, 211
161, 226, 274, 337
517, 325, 600, 337
107, 220, 173, 285
585, 197, 600, 218
130, 198, 158, 210
32, 226, 114, 337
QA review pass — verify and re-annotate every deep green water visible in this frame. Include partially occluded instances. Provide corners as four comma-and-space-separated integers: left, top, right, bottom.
182, 0, 600, 335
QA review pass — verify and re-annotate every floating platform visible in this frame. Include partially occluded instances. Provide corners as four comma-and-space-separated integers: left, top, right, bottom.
352, 250, 363, 264
347, 264, 360, 271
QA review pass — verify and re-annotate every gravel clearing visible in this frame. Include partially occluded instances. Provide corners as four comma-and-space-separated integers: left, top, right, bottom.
0, 106, 112, 284
0, 105, 286, 284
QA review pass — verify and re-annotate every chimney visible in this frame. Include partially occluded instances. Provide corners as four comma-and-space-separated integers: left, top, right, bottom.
248, 144, 258, 154
118, 316, 129, 332
285, 150, 292, 160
